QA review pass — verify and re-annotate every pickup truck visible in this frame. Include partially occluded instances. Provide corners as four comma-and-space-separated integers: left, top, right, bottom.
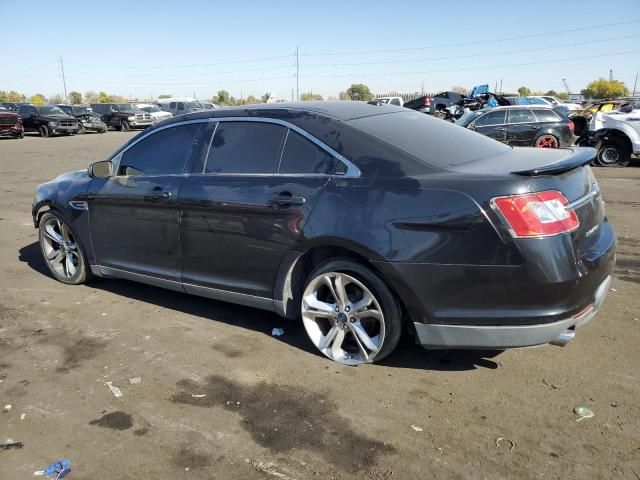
403, 91, 466, 114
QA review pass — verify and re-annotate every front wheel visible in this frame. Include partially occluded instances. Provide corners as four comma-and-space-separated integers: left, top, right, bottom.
301, 259, 402, 365
120, 120, 131, 132
597, 138, 631, 167
39, 125, 49, 138
39, 212, 90, 285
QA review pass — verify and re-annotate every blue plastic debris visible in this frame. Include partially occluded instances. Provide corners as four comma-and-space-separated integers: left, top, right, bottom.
41, 459, 71, 478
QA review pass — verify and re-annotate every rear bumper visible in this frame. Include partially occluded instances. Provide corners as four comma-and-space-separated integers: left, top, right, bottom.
414, 275, 611, 349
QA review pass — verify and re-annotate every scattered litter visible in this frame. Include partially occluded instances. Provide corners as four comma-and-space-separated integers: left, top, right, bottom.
410, 425, 423, 432
101, 313, 106, 316
20, 413, 26, 420
609, 288, 617, 292
574, 406, 594, 421
191, 394, 206, 398
0, 441, 23, 452
35, 459, 71, 478
271, 328, 285, 337
249, 459, 297, 480
105, 382, 123, 398
496, 437, 516, 452
3, 404, 11, 412
128, 377, 141, 385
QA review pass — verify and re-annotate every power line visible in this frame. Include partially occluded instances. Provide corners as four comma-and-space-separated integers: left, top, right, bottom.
301, 34, 640, 67
302, 19, 640, 56
310, 50, 640, 78
68, 63, 294, 78
85, 74, 296, 87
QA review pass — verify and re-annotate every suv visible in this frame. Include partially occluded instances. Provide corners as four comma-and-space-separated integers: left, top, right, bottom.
17, 104, 79, 137
578, 101, 640, 167
155, 97, 206, 116
456, 106, 575, 148
57, 104, 107, 134
0, 107, 24, 139
90, 103, 152, 131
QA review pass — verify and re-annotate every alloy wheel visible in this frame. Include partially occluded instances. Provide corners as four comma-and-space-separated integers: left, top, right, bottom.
598, 146, 620, 165
535, 135, 558, 148
302, 272, 385, 365
41, 216, 80, 279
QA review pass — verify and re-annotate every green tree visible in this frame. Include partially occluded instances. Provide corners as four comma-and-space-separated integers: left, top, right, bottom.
49, 94, 63, 104
98, 91, 112, 103
300, 92, 324, 101
7, 90, 22, 102
245, 95, 261, 104
217, 90, 230, 104
556, 92, 570, 101
517, 86, 531, 97
451, 86, 469, 95
346, 84, 374, 101
158, 94, 171, 99
30, 94, 46, 105
338, 91, 349, 101
581, 78, 628, 99
68, 91, 83, 104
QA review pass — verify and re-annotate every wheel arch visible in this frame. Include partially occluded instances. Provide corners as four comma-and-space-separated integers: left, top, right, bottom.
598, 128, 633, 153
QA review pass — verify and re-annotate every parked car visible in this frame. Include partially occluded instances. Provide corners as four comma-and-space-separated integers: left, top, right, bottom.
368, 96, 404, 107
90, 103, 152, 131
456, 105, 575, 148
201, 102, 217, 110
569, 100, 629, 137
403, 91, 466, 114
529, 96, 581, 111
1, 102, 22, 112
0, 108, 24, 139
135, 103, 173, 124
57, 104, 107, 134
32, 102, 614, 365
17, 104, 79, 137
577, 101, 640, 167
155, 97, 206, 116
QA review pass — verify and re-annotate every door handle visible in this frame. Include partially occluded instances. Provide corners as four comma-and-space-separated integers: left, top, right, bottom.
270, 192, 306, 207
146, 188, 172, 201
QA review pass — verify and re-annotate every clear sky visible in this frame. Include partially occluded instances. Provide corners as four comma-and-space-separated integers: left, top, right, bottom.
1, 0, 639, 101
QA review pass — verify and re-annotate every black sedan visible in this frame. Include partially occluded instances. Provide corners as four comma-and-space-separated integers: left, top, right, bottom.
32, 102, 614, 365
456, 106, 575, 148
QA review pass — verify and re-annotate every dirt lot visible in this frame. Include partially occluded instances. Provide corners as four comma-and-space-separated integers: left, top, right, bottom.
0, 132, 639, 480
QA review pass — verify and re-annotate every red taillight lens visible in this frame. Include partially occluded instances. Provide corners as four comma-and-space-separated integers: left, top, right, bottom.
424, 97, 431, 106
492, 190, 579, 237
568, 120, 575, 132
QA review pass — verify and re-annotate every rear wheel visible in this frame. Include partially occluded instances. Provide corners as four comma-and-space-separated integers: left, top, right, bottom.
597, 137, 631, 167
38, 212, 90, 285
77, 123, 86, 134
301, 259, 402, 365
534, 134, 559, 148
120, 120, 131, 132
39, 125, 49, 138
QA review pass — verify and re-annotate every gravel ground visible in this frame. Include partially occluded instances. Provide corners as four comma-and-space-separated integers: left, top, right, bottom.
1, 132, 639, 480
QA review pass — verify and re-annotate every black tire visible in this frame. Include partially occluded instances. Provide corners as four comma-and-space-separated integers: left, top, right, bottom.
302, 258, 403, 364
77, 124, 86, 134
38, 212, 91, 285
120, 120, 131, 132
597, 137, 631, 167
39, 125, 49, 138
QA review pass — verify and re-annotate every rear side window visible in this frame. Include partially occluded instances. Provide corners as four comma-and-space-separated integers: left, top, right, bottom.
279, 130, 335, 174
119, 123, 202, 176
508, 109, 536, 124
169, 102, 177, 109
204, 122, 286, 174
348, 111, 510, 168
390, 98, 401, 106
531, 109, 560, 122
475, 110, 506, 126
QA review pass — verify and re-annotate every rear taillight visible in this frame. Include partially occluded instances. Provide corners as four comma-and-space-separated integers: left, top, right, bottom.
492, 190, 579, 238
424, 97, 431, 106
568, 120, 575, 132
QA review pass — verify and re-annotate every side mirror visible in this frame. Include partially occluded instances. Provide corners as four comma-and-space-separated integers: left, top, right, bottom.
88, 160, 112, 178
468, 122, 476, 131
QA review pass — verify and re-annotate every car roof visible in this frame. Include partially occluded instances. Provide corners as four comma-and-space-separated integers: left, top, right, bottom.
490, 105, 556, 110
159, 101, 407, 124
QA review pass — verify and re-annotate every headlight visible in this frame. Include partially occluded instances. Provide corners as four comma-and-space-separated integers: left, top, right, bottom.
127, 116, 135, 121
48, 121, 58, 127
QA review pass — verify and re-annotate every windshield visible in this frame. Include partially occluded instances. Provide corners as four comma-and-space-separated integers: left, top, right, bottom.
141, 106, 162, 113
455, 110, 483, 126
186, 101, 203, 109
73, 106, 92, 115
37, 106, 65, 115
348, 111, 510, 169
116, 104, 142, 111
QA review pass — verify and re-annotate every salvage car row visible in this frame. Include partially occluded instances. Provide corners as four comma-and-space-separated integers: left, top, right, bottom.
0, 97, 213, 139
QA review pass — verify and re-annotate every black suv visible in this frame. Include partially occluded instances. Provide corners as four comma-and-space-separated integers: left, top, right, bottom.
17, 104, 79, 137
90, 103, 152, 131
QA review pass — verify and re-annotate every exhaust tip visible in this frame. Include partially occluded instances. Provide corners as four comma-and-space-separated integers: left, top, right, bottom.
550, 329, 576, 347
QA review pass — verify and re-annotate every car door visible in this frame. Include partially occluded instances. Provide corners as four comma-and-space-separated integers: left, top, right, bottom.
505, 108, 538, 146
18, 105, 37, 132
87, 121, 205, 284
472, 110, 507, 143
179, 120, 333, 302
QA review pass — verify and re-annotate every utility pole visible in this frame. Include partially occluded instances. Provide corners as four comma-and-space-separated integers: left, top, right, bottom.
59, 56, 67, 102
609, 69, 613, 81
499, 78, 503, 94
295, 45, 299, 101
633, 73, 638, 97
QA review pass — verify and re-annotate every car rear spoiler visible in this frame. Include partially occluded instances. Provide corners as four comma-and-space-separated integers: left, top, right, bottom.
511, 147, 596, 176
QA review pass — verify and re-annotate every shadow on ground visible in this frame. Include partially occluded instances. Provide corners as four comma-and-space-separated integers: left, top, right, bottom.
19, 241, 502, 371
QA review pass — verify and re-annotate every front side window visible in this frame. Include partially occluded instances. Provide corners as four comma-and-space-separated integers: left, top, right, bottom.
177, 103, 185, 111
435, 92, 449, 99
508, 109, 536, 124
390, 98, 401, 106
475, 110, 506, 126
279, 130, 336, 174
119, 123, 202, 176
204, 121, 286, 174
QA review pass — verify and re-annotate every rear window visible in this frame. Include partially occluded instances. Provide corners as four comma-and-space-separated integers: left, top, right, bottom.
347, 111, 510, 168
531, 109, 561, 122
